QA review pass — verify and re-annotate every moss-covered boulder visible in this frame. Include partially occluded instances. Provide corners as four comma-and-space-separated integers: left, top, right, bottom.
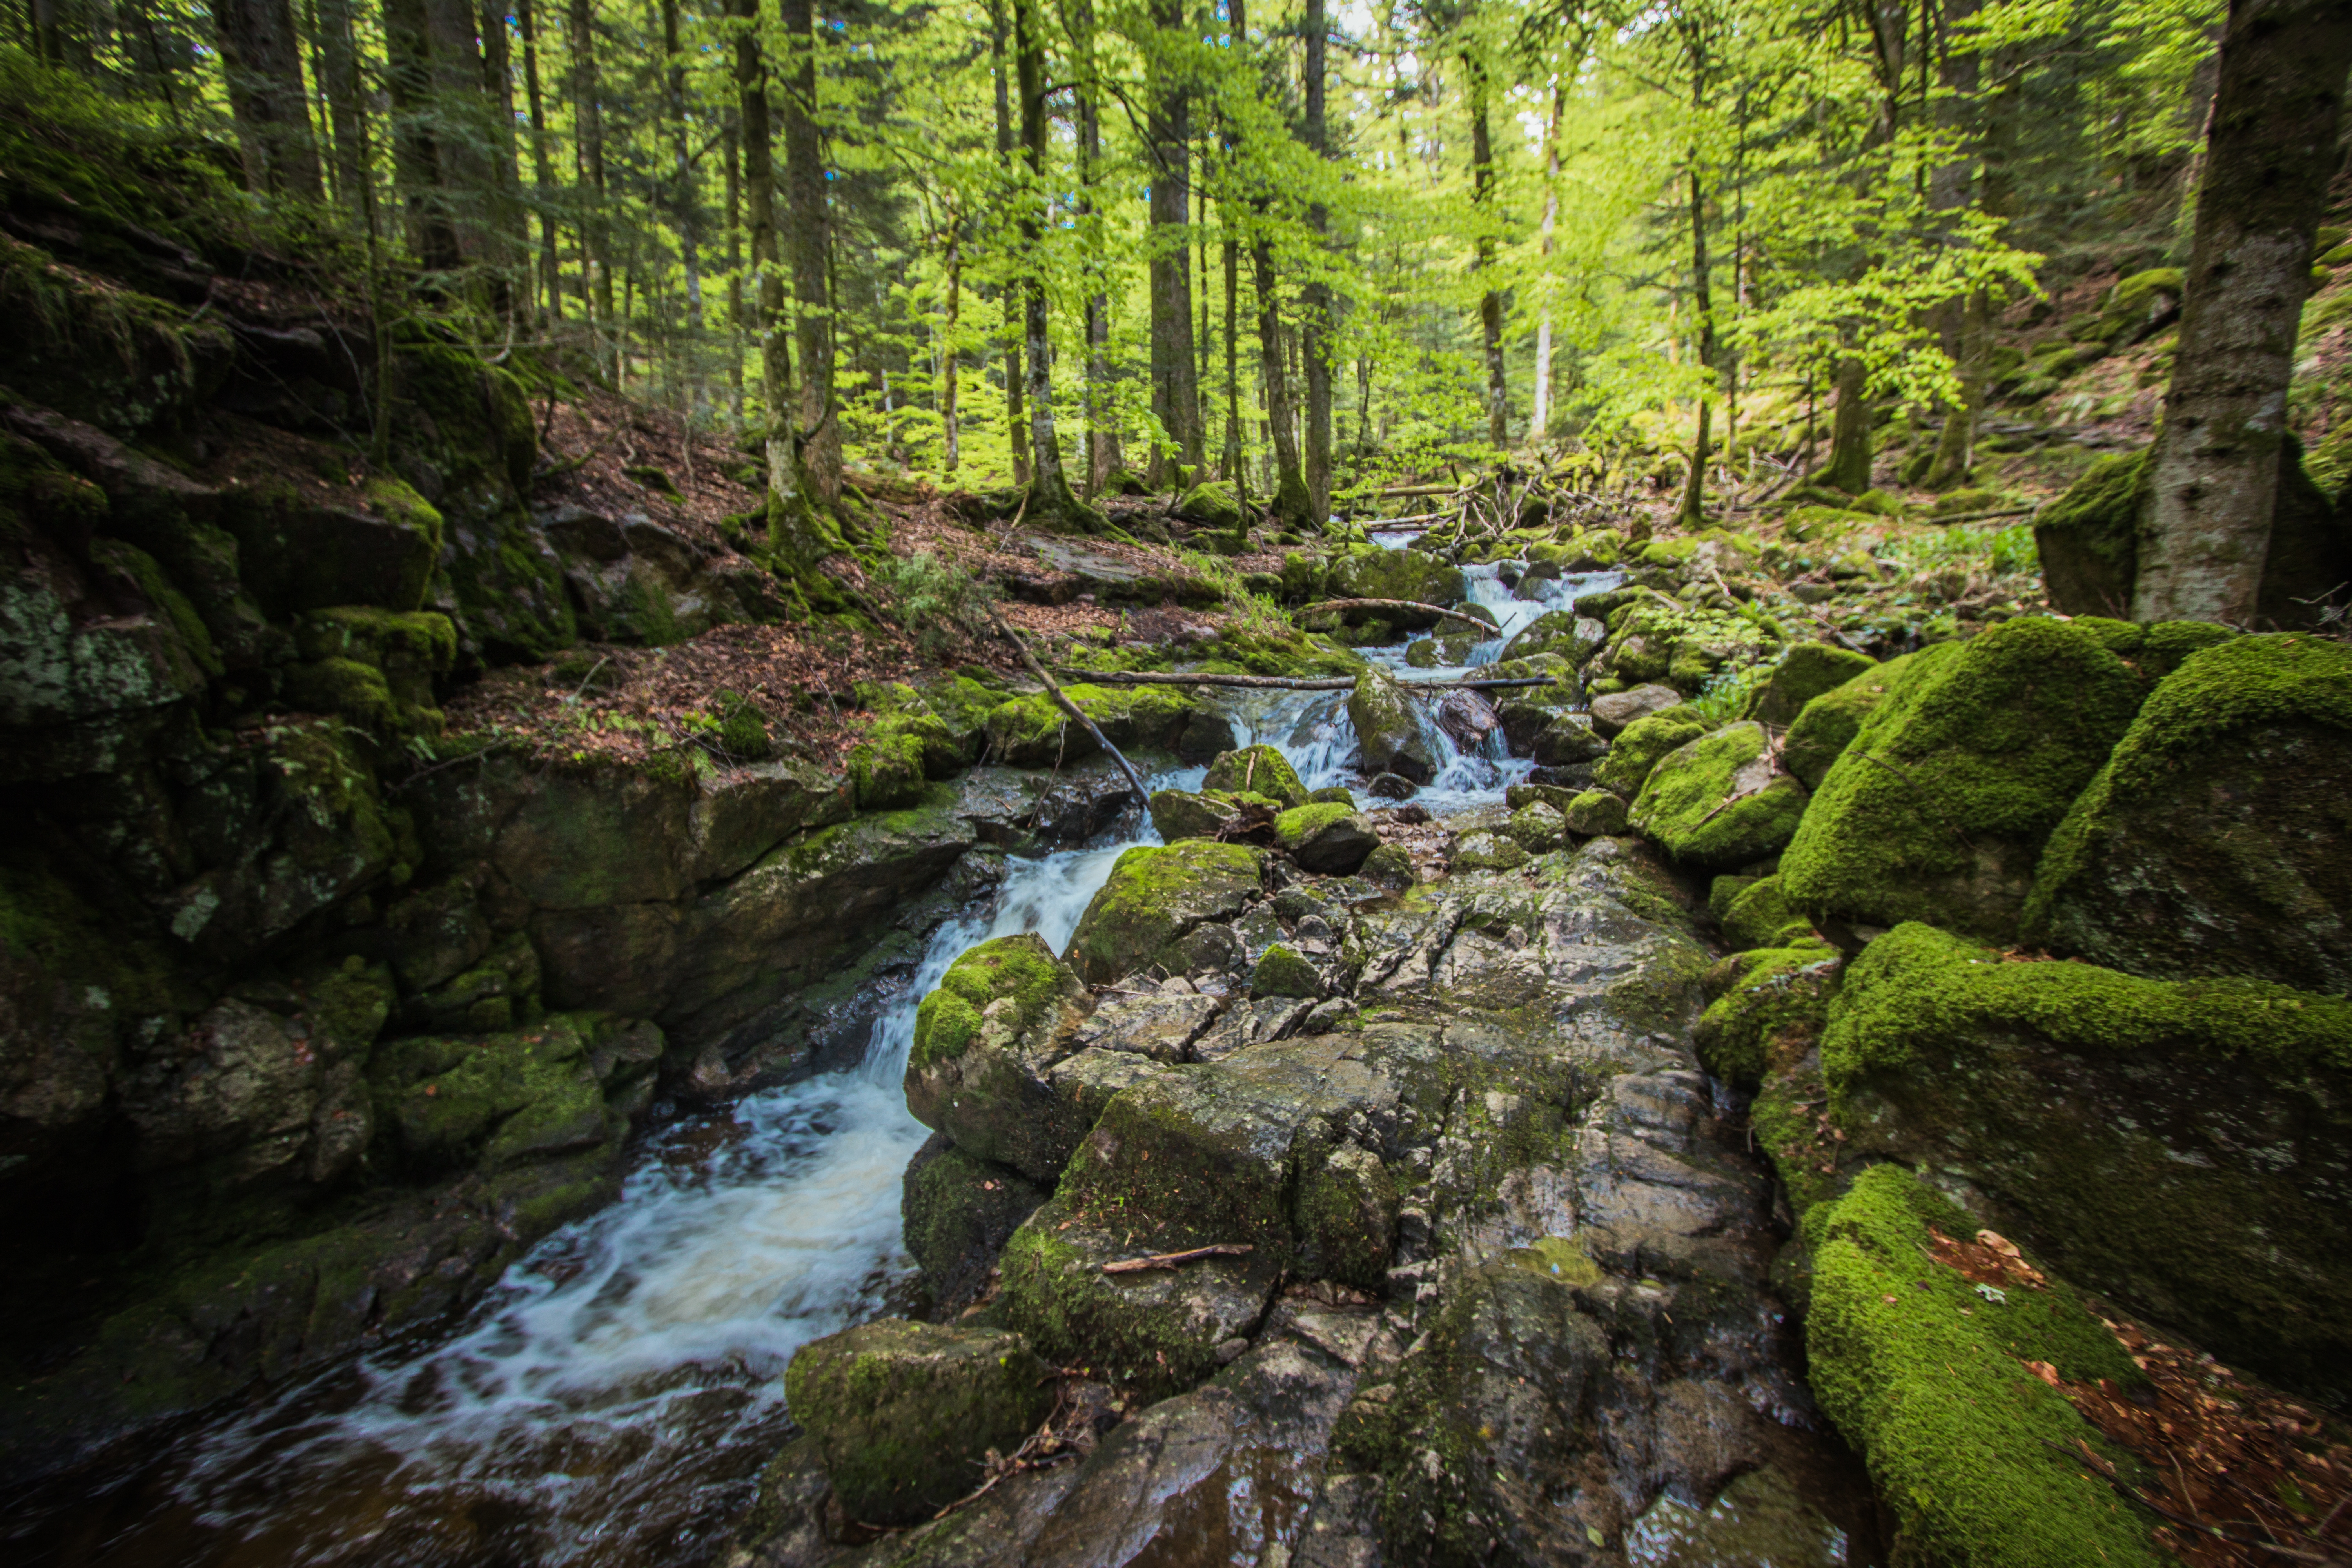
1740, 643, 1876, 730
1822, 921, 2352, 1393
1274, 802, 1379, 874
215, 474, 446, 617
1807, 1167, 2167, 1568
1147, 787, 1275, 844
1360, 842, 1417, 890
1250, 942, 1324, 999
1693, 946, 1840, 1086
903, 933, 1093, 1183
1587, 682, 1683, 738
1175, 479, 1243, 530
1500, 802, 1566, 854
286, 606, 456, 737
1451, 829, 1530, 872
367, 1011, 652, 1177
1593, 710, 1708, 797
1779, 652, 1920, 791
782, 1319, 1055, 1525
2022, 634, 2352, 993
1063, 841, 1266, 985
1498, 610, 1605, 666
1347, 668, 1439, 781
1630, 722, 1809, 870
1200, 744, 1307, 808
984, 683, 1194, 769
1779, 619, 2143, 944
1328, 546, 1466, 610
1719, 875, 1816, 951
1563, 789, 1628, 836
901, 1134, 1049, 1316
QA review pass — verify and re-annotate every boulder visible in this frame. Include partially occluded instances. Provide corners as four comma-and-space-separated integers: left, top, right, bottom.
1740, 643, 1877, 730
782, 1320, 1056, 1525
1563, 790, 1628, 836
901, 1135, 1049, 1314
2022, 634, 2352, 993
1779, 652, 1920, 791
1347, 668, 1439, 781
1495, 686, 1584, 753
1501, 802, 1566, 853
1499, 610, 1606, 666
1806, 1167, 2169, 1568
1822, 921, 2352, 1394
1274, 803, 1379, 874
1366, 771, 1417, 800
1175, 480, 1244, 529
1148, 787, 1276, 844
365, 1011, 653, 1178
1068, 989, 1220, 1062
1327, 546, 1466, 610
1250, 943, 1324, 999
1200, 744, 1308, 808
1719, 875, 1816, 951
1452, 830, 1530, 871
1691, 945, 1840, 1086
984, 684, 1193, 768
1532, 710, 1608, 768
903, 933, 1094, 1183
1588, 682, 1683, 738
1360, 842, 1417, 889
1063, 841, 1266, 985
1630, 722, 1810, 870
1593, 710, 1708, 797
1779, 618, 2144, 944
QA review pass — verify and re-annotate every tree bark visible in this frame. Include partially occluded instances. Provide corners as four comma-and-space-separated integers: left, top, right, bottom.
568, 0, 615, 365
317, 0, 368, 214
779, 0, 840, 501
943, 218, 963, 472
1146, 0, 1202, 483
2134, 0, 2352, 623
1013, 0, 1091, 526
1071, 0, 1122, 489
1677, 160, 1715, 528
1532, 82, 1562, 443
516, 0, 564, 321
988, 0, 1028, 486
213, 0, 323, 199
1301, 0, 1332, 523
1821, 354, 1873, 494
659, 0, 703, 356
383, 0, 461, 270
1466, 50, 1508, 446
1256, 239, 1310, 526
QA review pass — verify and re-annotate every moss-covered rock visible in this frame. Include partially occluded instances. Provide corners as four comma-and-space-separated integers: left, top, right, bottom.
1593, 711, 1708, 797
1630, 722, 1809, 870
1740, 643, 1877, 730
901, 1136, 1049, 1311
1327, 546, 1466, 610
1807, 1166, 2166, 1568
1588, 682, 1684, 738
1346, 668, 1438, 782
782, 1319, 1055, 1525
2022, 634, 2352, 993
1778, 652, 1920, 791
1274, 803, 1378, 874
1250, 942, 1324, 999
1500, 802, 1566, 854
985, 683, 1196, 768
1693, 946, 1841, 1086
1360, 842, 1417, 890
1451, 829, 1530, 872
1200, 744, 1307, 808
1497, 610, 1605, 666
1719, 875, 1816, 951
1779, 619, 2143, 944
904, 933, 1093, 1182
367, 1010, 639, 1177
1148, 786, 1273, 843
1175, 480, 1243, 529
1823, 921, 2352, 1394
1063, 841, 1265, 986
1563, 789, 1628, 837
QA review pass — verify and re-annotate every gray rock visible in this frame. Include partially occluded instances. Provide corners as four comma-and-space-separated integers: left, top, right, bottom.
1590, 682, 1683, 737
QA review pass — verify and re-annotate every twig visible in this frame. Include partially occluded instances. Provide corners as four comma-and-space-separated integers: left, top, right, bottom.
1294, 598, 1498, 631
983, 605, 1149, 800
1102, 1243, 1254, 1274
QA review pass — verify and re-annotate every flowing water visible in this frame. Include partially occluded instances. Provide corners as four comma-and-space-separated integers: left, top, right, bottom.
11, 551, 1615, 1568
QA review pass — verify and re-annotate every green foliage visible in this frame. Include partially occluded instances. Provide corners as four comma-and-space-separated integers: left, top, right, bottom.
871, 549, 994, 662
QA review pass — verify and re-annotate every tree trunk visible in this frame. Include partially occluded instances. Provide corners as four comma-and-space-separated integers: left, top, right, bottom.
383, 0, 461, 270
422, 0, 499, 285
2134, 0, 2352, 623
516, 0, 563, 321
1466, 51, 1508, 446
1256, 238, 1311, 526
1532, 82, 1562, 443
724, 121, 742, 423
987, 0, 1028, 486
943, 223, 962, 472
317, 0, 368, 215
1223, 233, 1245, 489
1821, 354, 1873, 494
1677, 163, 1715, 528
1300, 0, 1332, 523
1071, 0, 1121, 489
659, 0, 703, 363
779, 0, 839, 501
568, 0, 615, 367
1014, 0, 1093, 528
214, 0, 323, 199
1146, 0, 1201, 483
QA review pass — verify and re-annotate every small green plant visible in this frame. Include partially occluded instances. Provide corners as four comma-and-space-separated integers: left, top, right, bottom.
1689, 660, 1769, 725
872, 549, 994, 660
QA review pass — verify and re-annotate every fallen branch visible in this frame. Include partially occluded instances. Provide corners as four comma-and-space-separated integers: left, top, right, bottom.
1922, 506, 2038, 527
1057, 669, 1562, 692
983, 606, 1150, 799
1295, 598, 1499, 631
1102, 1243, 1255, 1275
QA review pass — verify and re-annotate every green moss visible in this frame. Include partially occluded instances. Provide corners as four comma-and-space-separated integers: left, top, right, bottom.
909, 932, 1078, 1072
87, 538, 220, 677
1063, 840, 1265, 985
282, 657, 401, 733
1203, 744, 1308, 809
366, 1012, 612, 1177
1693, 945, 1841, 1085
1808, 1166, 2165, 1568
1594, 712, 1709, 796
1630, 720, 1809, 869
1272, 801, 1350, 848
1720, 874, 1816, 950
1742, 642, 1876, 729
1250, 942, 1323, 999
1779, 650, 1919, 792
845, 728, 926, 811
1779, 619, 2143, 942
2032, 453, 2143, 617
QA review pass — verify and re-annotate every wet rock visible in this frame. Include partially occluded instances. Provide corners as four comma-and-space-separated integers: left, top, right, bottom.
1347, 668, 1439, 782
1433, 688, 1500, 752
1501, 802, 1566, 853
1327, 547, 1466, 613
783, 1320, 1056, 1525
903, 933, 1094, 1184
1147, 786, 1267, 844
1365, 771, 1416, 800
1535, 710, 1610, 768
1824, 920, 2352, 1394
404, 927, 541, 1032
1070, 989, 1219, 1061
1250, 943, 1325, 999
365, 1009, 643, 1178
1202, 742, 1308, 808
1063, 841, 1267, 986
1589, 681, 1684, 737
982, 684, 1194, 768
687, 758, 853, 882
1632, 720, 1810, 869
2022, 633, 2352, 993
1498, 609, 1606, 666
1276, 804, 1380, 875
1781, 618, 2144, 944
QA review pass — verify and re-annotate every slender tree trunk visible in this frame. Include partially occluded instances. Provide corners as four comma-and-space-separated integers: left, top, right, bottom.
383, 0, 462, 269
1223, 232, 1243, 488
318, 0, 368, 216
779, 0, 839, 501
421, 0, 497, 285
1014, 0, 1090, 525
1301, 0, 1332, 522
1071, 0, 1122, 488
569, 0, 615, 368
1256, 238, 1310, 526
1677, 158, 1716, 528
725, 122, 743, 423
2135, 0, 2352, 622
1146, 0, 1201, 483
659, 0, 703, 389
1466, 50, 1508, 446
1531, 82, 1563, 443
517, 0, 563, 321
944, 220, 962, 472
214, 0, 323, 199
987, 0, 1028, 486
1822, 354, 1873, 493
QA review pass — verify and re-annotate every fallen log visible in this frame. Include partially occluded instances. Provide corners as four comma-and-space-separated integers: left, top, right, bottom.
1294, 598, 1497, 631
